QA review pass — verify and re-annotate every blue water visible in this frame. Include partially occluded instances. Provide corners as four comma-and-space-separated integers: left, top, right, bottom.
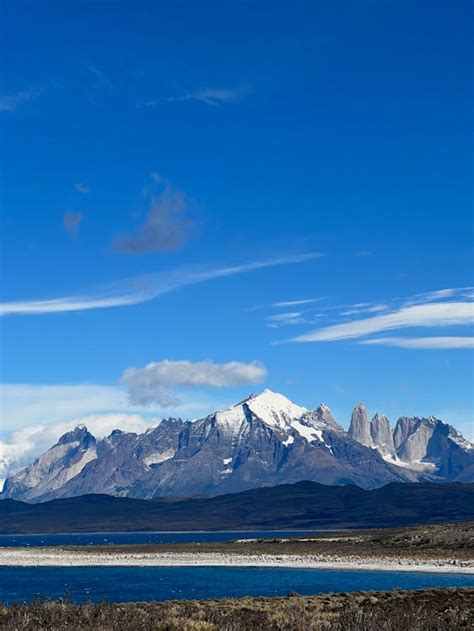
0, 566, 472, 604
0, 530, 314, 548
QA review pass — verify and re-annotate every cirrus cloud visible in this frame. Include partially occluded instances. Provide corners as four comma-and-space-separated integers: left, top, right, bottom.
290, 301, 474, 343
0, 253, 320, 316
167, 87, 246, 106
360, 336, 474, 349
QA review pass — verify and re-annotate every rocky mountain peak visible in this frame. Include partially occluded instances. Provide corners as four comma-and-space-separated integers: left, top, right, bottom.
348, 402, 372, 447
370, 413, 395, 456
314, 404, 340, 429
57, 425, 95, 446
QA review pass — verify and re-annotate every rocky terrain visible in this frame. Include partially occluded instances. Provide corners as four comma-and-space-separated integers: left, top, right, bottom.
2, 390, 473, 502
348, 401, 473, 479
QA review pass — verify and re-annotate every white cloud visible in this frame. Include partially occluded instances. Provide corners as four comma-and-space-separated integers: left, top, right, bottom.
291, 301, 474, 343
0, 413, 156, 483
0, 383, 231, 434
0, 382, 235, 480
340, 303, 389, 316
122, 359, 267, 406
272, 298, 322, 308
404, 288, 458, 306
0, 384, 125, 433
360, 336, 474, 349
167, 87, 246, 106
246, 297, 324, 312
0, 252, 320, 316
265, 312, 305, 328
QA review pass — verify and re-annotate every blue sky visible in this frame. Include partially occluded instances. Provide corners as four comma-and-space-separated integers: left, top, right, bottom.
0, 0, 473, 465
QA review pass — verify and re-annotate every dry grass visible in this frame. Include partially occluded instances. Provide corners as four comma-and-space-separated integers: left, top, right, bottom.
1, 588, 473, 630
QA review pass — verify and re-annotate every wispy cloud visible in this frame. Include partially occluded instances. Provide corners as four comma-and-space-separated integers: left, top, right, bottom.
63, 211, 84, 237
0, 252, 320, 316
340, 303, 389, 317
360, 337, 474, 349
114, 175, 195, 254
287, 287, 474, 348
122, 359, 267, 406
247, 298, 323, 312
0, 89, 41, 112
74, 183, 90, 194
291, 301, 474, 343
272, 298, 322, 308
265, 312, 306, 328
402, 288, 459, 307
167, 87, 246, 106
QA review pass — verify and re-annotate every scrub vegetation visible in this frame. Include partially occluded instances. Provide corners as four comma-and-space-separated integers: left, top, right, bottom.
1, 588, 473, 630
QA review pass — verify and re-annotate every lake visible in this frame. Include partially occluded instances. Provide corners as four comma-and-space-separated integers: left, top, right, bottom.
1, 566, 473, 604
0, 530, 314, 548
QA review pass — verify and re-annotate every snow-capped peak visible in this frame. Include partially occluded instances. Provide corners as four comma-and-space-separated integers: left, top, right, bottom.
212, 389, 308, 437
243, 389, 308, 430
212, 389, 336, 445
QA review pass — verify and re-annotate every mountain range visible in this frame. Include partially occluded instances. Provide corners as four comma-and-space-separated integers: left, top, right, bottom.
2, 389, 473, 502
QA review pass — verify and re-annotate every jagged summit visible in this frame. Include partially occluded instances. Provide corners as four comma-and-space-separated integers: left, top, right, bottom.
58, 425, 93, 445
314, 403, 340, 428
370, 413, 395, 456
318, 403, 331, 412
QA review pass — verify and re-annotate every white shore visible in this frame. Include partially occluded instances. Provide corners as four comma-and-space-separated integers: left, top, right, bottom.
0, 548, 473, 574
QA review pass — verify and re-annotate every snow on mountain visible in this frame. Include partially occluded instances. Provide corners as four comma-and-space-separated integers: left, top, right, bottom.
243, 389, 308, 429
217, 389, 328, 444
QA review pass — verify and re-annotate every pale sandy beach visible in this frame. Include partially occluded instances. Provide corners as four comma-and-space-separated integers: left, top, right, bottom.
1, 548, 473, 574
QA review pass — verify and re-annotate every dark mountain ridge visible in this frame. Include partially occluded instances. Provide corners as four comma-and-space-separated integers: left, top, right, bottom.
1, 481, 473, 534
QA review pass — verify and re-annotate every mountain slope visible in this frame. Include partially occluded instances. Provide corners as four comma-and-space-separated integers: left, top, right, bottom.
1, 427, 97, 502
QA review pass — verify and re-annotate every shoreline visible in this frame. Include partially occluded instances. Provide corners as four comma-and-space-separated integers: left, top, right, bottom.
1, 549, 473, 574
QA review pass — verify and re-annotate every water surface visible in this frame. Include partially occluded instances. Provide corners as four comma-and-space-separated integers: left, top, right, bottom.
1, 566, 472, 604
0, 530, 314, 548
